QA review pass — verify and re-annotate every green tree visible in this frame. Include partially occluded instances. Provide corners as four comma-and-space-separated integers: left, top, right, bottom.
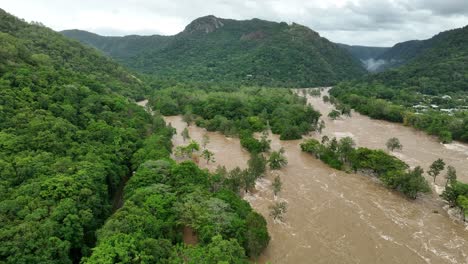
245, 212, 270, 258
269, 201, 287, 221
428, 158, 446, 183
328, 110, 341, 120
202, 133, 210, 149
181, 127, 190, 142
268, 148, 288, 170
337, 137, 355, 163
202, 149, 215, 164
248, 153, 267, 178
445, 165, 457, 187
386, 137, 403, 152
272, 175, 282, 196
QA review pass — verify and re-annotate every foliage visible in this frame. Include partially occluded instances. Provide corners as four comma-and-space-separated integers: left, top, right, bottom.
269, 202, 288, 221
0, 9, 171, 263
64, 17, 365, 87
331, 26, 468, 143
181, 127, 190, 142
444, 166, 457, 187
272, 175, 282, 196
428, 158, 445, 183
386, 137, 403, 152
300, 138, 431, 199
328, 110, 341, 120
268, 148, 288, 170
149, 85, 321, 149
202, 149, 215, 164
441, 181, 468, 221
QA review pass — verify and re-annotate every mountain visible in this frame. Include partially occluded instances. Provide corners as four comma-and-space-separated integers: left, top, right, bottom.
0, 11, 148, 99
331, 25, 468, 143
337, 44, 390, 71
373, 25, 468, 94
0, 8, 172, 263
62, 15, 366, 87
1, 9, 271, 264
61, 29, 171, 62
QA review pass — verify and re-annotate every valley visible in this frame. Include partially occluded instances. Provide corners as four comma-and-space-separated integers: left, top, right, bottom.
2, 5, 468, 264
157, 91, 468, 263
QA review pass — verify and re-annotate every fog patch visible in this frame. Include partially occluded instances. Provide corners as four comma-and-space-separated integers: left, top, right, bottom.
362, 58, 387, 72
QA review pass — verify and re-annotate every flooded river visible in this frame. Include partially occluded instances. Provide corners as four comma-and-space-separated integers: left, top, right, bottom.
152, 91, 468, 264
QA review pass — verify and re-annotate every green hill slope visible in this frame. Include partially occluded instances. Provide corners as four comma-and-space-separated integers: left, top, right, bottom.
331, 25, 468, 142
0, 8, 173, 263
63, 15, 366, 87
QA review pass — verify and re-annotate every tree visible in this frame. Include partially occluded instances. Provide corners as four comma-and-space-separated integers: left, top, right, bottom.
242, 169, 257, 193
181, 127, 190, 142
328, 110, 341, 120
321, 135, 329, 144
339, 104, 352, 117
337, 137, 355, 163
202, 133, 210, 149
428, 158, 445, 183
268, 148, 288, 170
272, 175, 282, 196
456, 195, 468, 222
386, 137, 403, 152
202, 149, 215, 164
269, 201, 287, 221
245, 212, 270, 258
248, 153, 267, 178
317, 120, 325, 134
445, 165, 457, 187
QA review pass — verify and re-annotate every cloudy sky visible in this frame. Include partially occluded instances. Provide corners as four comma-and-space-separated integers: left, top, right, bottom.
1, 0, 467, 46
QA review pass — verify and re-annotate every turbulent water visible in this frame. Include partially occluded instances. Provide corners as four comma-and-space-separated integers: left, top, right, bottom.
154, 90, 468, 264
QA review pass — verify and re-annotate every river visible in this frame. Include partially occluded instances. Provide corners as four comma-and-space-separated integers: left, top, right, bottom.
143, 90, 468, 264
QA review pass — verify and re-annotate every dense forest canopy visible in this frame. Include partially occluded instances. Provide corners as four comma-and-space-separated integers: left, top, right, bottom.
63, 15, 366, 87
0, 9, 269, 263
148, 83, 322, 145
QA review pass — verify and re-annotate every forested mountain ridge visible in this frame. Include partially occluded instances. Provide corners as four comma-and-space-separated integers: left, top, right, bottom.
0, 9, 148, 99
331, 24, 468, 143
0, 8, 169, 263
63, 15, 366, 87
370, 25, 467, 71
61, 29, 171, 62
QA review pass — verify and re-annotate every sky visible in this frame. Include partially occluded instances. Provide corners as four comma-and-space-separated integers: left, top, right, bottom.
1, 0, 468, 46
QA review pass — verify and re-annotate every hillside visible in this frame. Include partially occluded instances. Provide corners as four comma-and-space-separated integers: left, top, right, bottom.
0, 8, 169, 263
0, 9, 270, 263
61, 29, 171, 62
337, 44, 389, 71
331, 25, 468, 143
63, 16, 366, 87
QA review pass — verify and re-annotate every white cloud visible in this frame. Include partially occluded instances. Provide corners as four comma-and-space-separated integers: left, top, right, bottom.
1, 0, 467, 46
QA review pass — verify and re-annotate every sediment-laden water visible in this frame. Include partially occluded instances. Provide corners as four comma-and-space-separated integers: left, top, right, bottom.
156, 90, 468, 263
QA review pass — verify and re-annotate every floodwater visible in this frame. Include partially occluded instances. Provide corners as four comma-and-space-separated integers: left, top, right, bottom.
152, 94, 468, 264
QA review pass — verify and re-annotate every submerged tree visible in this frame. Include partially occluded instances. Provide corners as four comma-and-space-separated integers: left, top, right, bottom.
268, 148, 288, 170
181, 127, 190, 142
272, 175, 282, 196
386, 137, 403, 152
202, 149, 215, 164
248, 153, 267, 178
428, 158, 446, 183
269, 201, 287, 221
328, 110, 341, 120
445, 165, 457, 187
202, 133, 210, 149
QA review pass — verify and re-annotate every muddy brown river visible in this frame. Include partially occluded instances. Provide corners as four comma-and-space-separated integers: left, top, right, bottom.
145, 90, 468, 264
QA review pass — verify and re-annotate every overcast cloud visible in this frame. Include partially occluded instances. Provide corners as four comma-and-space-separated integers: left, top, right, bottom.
1, 0, 467, 46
